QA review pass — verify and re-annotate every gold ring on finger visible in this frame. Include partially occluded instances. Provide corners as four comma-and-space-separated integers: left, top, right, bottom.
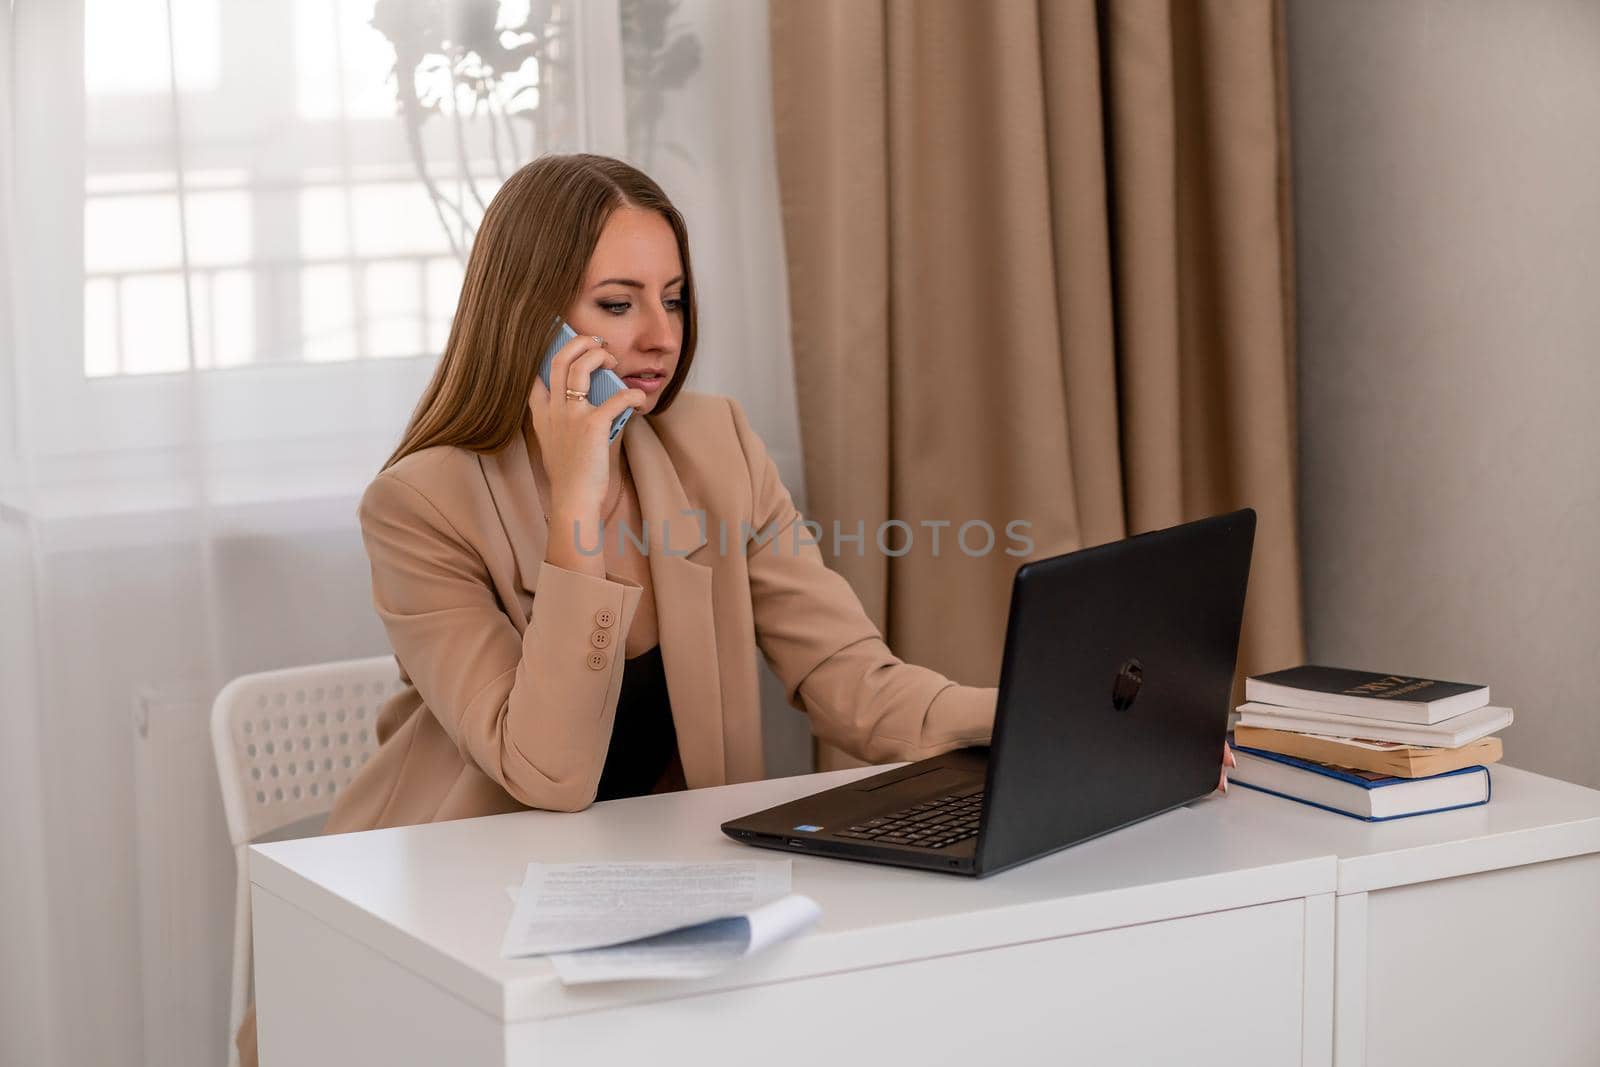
564, 389, 589, 401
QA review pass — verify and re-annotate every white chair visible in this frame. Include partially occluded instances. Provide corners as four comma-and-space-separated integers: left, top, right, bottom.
210, 655, 405, 1067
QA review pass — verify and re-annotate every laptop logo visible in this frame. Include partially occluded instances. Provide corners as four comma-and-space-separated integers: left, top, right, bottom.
1111, 659, 1144, 711
792, 825, 823, 833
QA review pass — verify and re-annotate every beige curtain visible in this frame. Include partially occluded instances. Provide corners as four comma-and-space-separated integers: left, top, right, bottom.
769, 0, 1303, 768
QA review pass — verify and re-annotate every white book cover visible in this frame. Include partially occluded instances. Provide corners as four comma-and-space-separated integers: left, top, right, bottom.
1234, 702, 1512, 749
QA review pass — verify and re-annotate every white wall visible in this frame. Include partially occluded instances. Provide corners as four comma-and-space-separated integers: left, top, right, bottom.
1288, 0, 1600, 788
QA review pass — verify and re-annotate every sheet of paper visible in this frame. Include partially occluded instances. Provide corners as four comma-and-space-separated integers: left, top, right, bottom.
546, 894, 823, 984
500, 860, 791, 958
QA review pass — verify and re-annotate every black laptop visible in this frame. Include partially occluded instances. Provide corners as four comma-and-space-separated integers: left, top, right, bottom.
722, 508, 1255, 878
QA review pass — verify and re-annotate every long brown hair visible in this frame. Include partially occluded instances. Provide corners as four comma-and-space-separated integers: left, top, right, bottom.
383, 154, 698, 470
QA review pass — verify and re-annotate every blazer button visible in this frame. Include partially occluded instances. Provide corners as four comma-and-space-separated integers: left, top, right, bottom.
590, 629, 611, 649
594, 609, 615, 628
586, 651, 607, 671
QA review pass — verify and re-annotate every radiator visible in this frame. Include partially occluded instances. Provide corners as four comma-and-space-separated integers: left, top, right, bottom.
133, 681, 236, 1067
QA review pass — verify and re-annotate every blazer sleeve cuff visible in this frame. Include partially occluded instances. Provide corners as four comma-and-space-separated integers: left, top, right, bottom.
529, 560, 644, 645
914, 683, 998, 756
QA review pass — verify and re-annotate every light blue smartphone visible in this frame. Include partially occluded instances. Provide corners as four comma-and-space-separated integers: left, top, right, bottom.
539, 321, 634, 442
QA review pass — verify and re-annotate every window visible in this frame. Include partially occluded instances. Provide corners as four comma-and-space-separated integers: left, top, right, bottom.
13, 0, 597, 467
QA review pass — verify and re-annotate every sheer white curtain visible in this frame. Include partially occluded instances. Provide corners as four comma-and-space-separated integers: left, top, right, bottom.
0, 2, 802, 1065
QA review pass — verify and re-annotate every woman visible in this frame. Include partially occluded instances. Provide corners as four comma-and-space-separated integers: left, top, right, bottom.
319, 153, 999, 834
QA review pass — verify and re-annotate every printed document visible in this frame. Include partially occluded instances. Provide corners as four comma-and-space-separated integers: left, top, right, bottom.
500, 859, 818, 981
547, 894, 822, 984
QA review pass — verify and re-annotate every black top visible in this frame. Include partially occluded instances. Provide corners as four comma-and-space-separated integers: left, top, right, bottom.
594, 644, 678, 802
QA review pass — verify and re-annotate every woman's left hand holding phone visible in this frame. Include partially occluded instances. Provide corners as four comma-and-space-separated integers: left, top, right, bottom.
529, 333, 647, 578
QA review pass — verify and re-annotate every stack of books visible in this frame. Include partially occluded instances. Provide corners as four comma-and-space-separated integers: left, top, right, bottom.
1228, 666, 1512, 822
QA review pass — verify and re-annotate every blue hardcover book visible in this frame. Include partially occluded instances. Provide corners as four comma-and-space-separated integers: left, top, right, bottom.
1229, 739, 1491, 822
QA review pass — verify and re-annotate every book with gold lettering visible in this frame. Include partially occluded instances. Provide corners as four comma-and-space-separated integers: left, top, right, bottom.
1245, 665, 1489, 725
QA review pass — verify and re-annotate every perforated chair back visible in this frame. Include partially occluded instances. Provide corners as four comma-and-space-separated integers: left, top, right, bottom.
211, 655, 403, 845
210, 654, 405, 1066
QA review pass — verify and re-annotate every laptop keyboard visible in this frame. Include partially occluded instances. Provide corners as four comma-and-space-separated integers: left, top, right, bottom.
833, 788, 985, 849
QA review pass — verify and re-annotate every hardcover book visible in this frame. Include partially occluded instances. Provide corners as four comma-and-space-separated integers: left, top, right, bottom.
1228, 742, 1491, 822
1231, 725, 1502, 779
1245, 665, 1489, 725
1235, 701, 1512, 749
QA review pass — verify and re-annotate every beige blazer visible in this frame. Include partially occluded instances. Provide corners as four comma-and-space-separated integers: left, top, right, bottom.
323, 391, 996, 835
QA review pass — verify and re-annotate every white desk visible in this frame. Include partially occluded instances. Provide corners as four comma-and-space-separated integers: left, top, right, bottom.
250, 765, 1600, 1067
1217, 766, 1600, 1066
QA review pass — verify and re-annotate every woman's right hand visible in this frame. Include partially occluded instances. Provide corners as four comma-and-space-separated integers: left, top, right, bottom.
528, 333, 645, 561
